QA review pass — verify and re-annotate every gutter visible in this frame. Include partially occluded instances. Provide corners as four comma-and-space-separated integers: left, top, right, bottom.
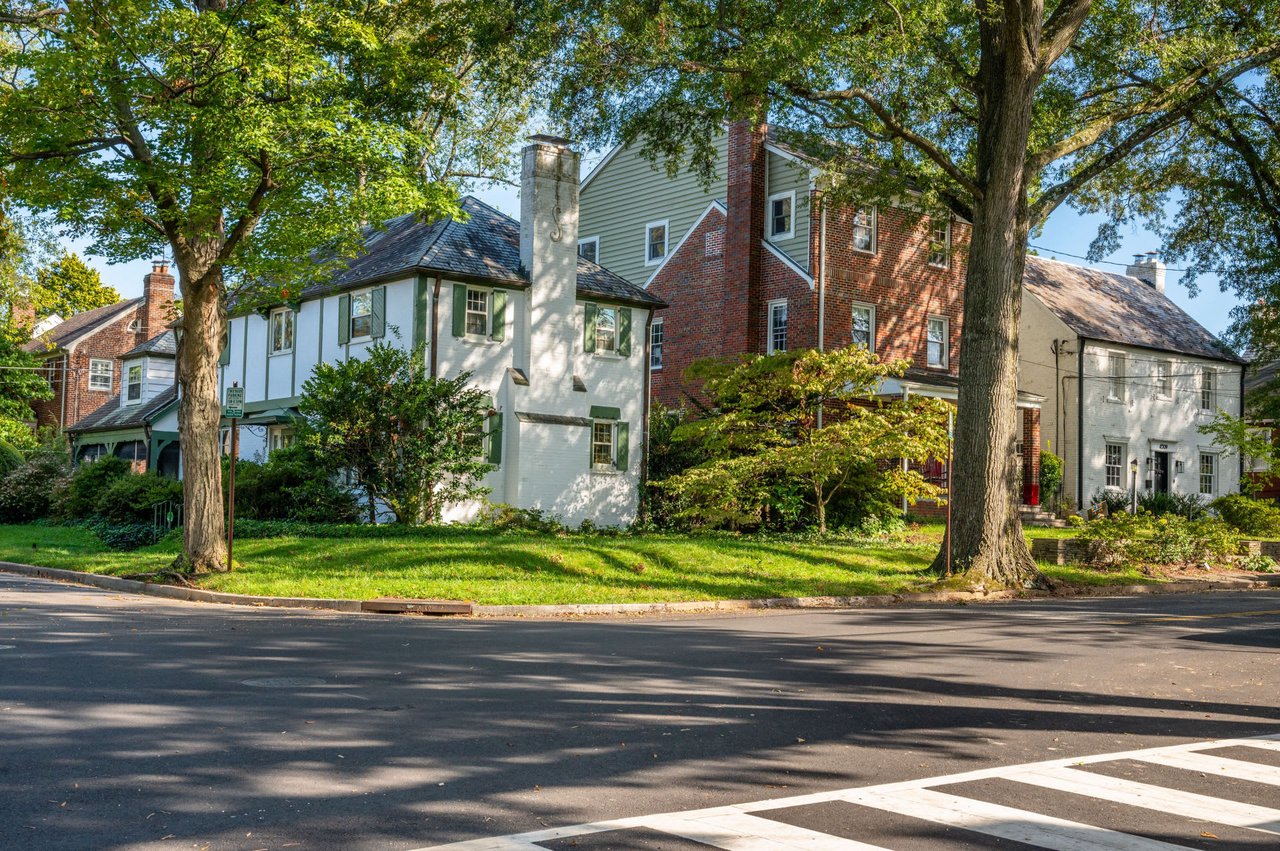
1077, 337, 1086, 509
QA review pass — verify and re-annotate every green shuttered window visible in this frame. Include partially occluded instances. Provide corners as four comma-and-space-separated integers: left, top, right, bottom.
487, 412, 503, 465
584, 303, 631, 355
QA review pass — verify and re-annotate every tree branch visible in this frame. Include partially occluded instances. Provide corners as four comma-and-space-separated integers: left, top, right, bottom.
10, 136, 127, 160
220, 149, 275, 263
1039, 0, 1094, 71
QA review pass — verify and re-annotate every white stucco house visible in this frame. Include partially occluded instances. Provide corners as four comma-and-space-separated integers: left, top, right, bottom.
1018, 253, 1246, 509
216, 136, 664, 526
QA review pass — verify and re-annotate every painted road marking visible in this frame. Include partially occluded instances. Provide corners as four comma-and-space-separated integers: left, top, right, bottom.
1109, 608, 1280, 624
411, 733, 1280, 851
1132, 748, 1280, 786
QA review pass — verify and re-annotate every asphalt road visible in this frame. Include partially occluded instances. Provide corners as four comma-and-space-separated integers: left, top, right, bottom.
0, 571, 1277, 851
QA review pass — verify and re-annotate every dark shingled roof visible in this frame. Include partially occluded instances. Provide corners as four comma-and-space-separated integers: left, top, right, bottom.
22, 299, 140, 354
300, 196, 664, 307
122, 330, 176, 359
1022, 255, 1244, 364
68, 385, 177, 434
1245, 359, 1279, 397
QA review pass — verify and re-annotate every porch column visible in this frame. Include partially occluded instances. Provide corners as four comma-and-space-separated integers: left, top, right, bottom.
1022, 407, 1041, 505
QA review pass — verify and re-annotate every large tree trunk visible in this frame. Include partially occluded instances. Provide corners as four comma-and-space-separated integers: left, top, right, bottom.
932, 12, 1046, 589
174, 263, 229, 572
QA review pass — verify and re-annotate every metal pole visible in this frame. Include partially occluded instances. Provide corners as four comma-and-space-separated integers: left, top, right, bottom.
946, 409, 954, 578
228, 417, 237, 571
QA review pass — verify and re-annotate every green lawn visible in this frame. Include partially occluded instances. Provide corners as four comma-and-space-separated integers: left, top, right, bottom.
0, 522, 1153, 605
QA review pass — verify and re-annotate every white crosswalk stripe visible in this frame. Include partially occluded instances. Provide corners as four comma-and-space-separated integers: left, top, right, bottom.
412, 733, 1280, 851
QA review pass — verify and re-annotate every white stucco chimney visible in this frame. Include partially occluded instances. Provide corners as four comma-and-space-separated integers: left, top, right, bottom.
1126, 251, 1166, 294
520, 135, 580, 392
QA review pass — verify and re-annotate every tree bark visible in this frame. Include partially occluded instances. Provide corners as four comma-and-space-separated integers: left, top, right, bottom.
174, 262, 229, 572
931, 6, 1047, 589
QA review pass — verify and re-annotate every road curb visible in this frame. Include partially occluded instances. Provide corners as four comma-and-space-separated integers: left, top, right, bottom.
0, 559, 1274, 618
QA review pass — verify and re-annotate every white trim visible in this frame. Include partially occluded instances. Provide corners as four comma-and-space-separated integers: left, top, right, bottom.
649, 316, 664, 371
767, 298, 789, 355
1105, 349, 1127, 402
926, 315, 949, 369
851, 302, 876, 351
643, 201, 727, 288
464, 285, 493, 339
348, 287, 375, 342
88, 357, 114, 392
643, 219, 670, 267
268, 306, 295, 355
762, 240, 815, 289
763, 141, 821, 179
766, 190, 795, 240
927, 220, 951, 269
123, 362, 144, 406
852, 206, 877, 254
577, 236, 600, 265
579, 143, 624, 192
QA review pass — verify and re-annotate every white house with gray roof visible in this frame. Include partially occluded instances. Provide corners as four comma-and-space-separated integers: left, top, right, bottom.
1018, 254, 1246, 508
217, 137, 664, 526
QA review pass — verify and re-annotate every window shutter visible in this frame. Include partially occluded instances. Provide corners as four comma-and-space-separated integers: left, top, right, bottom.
490, 289, 507, 341
615, 421, 629, 471
337, 295, 351, 345
370, 286, 386, 338
618, 308, 632, 357
452, 283, 467, 337
487, 412, 503, 465
584, 303, 597, 353
218, 337, 231, 366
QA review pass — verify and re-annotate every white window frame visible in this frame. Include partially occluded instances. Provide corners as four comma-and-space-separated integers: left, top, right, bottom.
767, 298, 788, 355
125, 364, 143, 405
650, 317, 664, 370
1199, 451, 1217, 496
465, 287, 491, 338
927, 220, 951, 269
1200, 368, 1216, 412
591, 420, 616, 470
578, 236, 600, 265
594, 304, 619, 353
88, 358, 113, 392
349, 288, 374, 340
269, 306, 294, 355
267, 425, 296, 455
926, 316, 948, 368
851, 303, 875, 351
1106, 351, 1126, 402
767, 191, 795, 240
1104, 442, 1126, 490
1155, 359, 1172, 398
852, 207, 877, 254
644, 219, 669, 266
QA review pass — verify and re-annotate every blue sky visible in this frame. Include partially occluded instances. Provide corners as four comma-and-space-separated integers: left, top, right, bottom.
76, 165, 1241, 338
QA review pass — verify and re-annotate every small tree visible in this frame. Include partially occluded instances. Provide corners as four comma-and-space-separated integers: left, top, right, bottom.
656, 346, 950, 534
0, 325, 50, 448
298, 342, 494, 525
1199, 411, 1278, 497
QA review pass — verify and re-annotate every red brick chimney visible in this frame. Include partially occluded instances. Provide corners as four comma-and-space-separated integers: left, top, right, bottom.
724, 120, 767, 355
10, 300, 35, 332
142, 259, 176, 339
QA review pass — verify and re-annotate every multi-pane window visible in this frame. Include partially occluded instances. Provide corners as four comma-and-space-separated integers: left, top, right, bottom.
852, 208, 876, 253
769, 192, 793, 239
926, 317, 947, 367
592, 421, 615, 468
268, 426, 295, 455
595, 306, 618, 353
646, 221, 668, 264
88, 358, 113, 392
578, 237, 599, 264
1200, 369, 1216, 411
1107, 352, 1126, 400
650, 318, 664, 370
852, 304, 874, 350
1156, 360, 1172, 397
126, 364, 143, 402
350, 290, 373, 339
768, 299, 788, 354
465, 288, 489, 336
1200, 452, 1217, 495
1105, 443, 1124, 488
270, 307, 294, 354
927, 221, 951, 268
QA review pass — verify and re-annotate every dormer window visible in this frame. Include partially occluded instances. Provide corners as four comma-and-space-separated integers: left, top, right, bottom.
125, 364, 143, 403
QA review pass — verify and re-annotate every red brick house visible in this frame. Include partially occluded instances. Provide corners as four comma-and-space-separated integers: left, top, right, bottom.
22, 261, 176, 433
577, 121, 1047, 506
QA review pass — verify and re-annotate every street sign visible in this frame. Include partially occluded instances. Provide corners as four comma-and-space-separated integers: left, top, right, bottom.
223, 385, 245, 419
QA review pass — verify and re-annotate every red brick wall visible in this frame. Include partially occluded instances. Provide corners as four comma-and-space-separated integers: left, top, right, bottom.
31, 307, 151, 431
725, 121, 767, 356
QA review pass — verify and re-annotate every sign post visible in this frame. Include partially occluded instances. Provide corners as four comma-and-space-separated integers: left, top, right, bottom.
223, 383, 245, 571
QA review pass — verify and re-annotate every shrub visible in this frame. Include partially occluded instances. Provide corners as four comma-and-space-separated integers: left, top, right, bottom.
0, 445, 70, 523
0, 441, 23, 477
1240, 553, 1278, 573
81, 518, 175, 551
1040, 450, 1064, 502
227, 444, 357, 523
1138, 489, 1208, 519
1211, 494, 1280, 537
58, 455, 132, 519
1074, 511, 1238, 567
1090, 488, 1131, 517
93, 473, 183, 524
479, 502, 566, 533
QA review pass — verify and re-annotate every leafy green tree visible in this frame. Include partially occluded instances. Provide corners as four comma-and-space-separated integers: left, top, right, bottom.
0, 324, 50, 448
655, 346, 949, 534
557, 0, 1280, 585
0, 0, 556, 570
1199, 410, 1279, 497
32, 252, 118, 319
298, 342, 495, 525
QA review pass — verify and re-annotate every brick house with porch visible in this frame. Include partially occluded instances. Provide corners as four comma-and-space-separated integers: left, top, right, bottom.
577, 121, 1047, 506
21, 261, 176, 433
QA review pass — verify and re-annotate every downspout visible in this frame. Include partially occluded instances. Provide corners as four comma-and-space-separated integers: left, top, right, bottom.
1240, 363, 1247, 490
816, 198, 827, 431
1076, 338, 1086, 510
60, 354, 69, 432
641, 309, 655, 524
429, 275, 442, 378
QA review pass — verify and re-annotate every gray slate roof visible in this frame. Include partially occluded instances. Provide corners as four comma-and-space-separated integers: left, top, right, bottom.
300, 196, 664, 307
1245, 359, 1279, 397
22, 299, 140, 354
1022, 256, 1244, 364
122, 330, 176, 359
68, 385, 178, 435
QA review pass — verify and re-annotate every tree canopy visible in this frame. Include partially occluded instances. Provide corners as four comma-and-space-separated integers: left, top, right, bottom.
31, 252, 118, 319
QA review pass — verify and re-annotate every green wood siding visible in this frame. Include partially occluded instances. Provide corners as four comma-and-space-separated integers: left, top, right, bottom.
765, 151, 812, 271
578, 132, 730, 286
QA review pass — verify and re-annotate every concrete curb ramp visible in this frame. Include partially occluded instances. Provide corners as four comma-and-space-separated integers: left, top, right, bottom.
1, 559, 1276, 619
